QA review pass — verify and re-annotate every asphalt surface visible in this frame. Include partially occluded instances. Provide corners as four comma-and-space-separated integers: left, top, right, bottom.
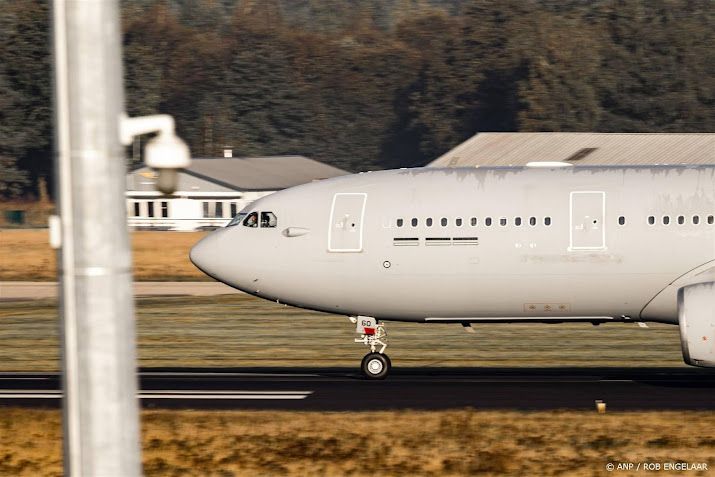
1, 367, 714, 411
0, 281, 241, 300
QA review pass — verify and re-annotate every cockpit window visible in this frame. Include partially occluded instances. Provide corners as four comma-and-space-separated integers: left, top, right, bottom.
243, 212, 258, 228
227, 212, 247, 227
261, 211, 277, 228
229, 210, 277, 228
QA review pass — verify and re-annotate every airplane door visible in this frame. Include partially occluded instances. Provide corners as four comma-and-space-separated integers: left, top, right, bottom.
569, 191, 606, 250
328, 193, 367, 252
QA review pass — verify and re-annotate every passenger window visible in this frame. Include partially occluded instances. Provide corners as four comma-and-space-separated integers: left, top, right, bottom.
529, 217, 536, 226
485, 217, 492, 227
618, 216, 625, 226
396, 219, 404, 228
228, 212, 247, 227
693, 215, 700, 225
544, 217, 552, 226
663, 216, 670, 225
514, 217, 522, 226
441, 217, 448, 227
260, 212, 277, 228
648, 216, 655, 225
455, 218, 463, 227
708, 215, 714, 225
677, 215, 685, 225
411, 218, 418, 227
470, 217, 477, 226
243, 211, 258, 228
426, 218, 433, 227
499, 218, 507, 227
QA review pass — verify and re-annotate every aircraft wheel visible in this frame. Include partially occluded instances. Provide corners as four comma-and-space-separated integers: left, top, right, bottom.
361, 352, 390, 380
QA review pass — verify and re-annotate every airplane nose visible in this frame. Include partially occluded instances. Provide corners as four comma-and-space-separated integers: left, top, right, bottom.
189, 233, 224, 279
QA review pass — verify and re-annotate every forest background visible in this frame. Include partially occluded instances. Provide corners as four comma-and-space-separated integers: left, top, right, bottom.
1, 0, 714, 197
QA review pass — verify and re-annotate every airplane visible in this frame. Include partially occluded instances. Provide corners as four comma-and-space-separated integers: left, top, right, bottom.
190, 163, 715, 379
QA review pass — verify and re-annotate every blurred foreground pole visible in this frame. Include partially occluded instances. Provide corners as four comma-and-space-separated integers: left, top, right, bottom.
52, 0, 141, 475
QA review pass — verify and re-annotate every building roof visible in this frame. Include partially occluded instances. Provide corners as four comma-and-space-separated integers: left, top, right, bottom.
429, 133, 715, 168
186, 155, 349, 190
129, 155, 349, 192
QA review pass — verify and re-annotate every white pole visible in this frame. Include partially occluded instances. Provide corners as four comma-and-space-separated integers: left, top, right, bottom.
52, 0, 141, 475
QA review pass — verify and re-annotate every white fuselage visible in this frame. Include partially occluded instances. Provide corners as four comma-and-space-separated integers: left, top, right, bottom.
191, 166, 715, 325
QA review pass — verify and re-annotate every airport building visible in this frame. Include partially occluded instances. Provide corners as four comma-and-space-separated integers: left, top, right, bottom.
429, 132, 715, 167
126, 155, 348, 231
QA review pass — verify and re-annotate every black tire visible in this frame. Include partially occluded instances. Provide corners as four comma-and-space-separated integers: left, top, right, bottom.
361, 352, 390, 380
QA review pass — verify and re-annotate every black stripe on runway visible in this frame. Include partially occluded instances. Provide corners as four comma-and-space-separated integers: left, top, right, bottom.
0, 367, 713, 411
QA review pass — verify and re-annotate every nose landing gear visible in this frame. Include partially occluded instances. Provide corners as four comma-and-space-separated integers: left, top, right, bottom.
351, 316, 390, 379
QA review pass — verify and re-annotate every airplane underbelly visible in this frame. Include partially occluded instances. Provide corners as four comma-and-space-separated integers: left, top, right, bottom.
354, 272, 666, 320
265, 261, 669, 321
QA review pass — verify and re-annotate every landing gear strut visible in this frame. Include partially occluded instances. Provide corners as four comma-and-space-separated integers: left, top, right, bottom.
351, 316, 390, 379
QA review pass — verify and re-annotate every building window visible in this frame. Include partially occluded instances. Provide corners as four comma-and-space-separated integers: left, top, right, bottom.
485, 217, 492, 227
618, 216, 625, 226
411, 218, 418, 227
529, 217, 536, 226
160, 201, 168, 218
441, 217, 448, 227
455, 218, 463, 227
147, 201, 155, 218
648, 216, 655, 225
544, 217, 551, 226
202, 202, 209, 218
230, 202, 238, 217
396, 218, 404, 227
426, 218, 433, 227
215, 202, 223, 218
133, 202, 140, 217
470, 217, 477, 226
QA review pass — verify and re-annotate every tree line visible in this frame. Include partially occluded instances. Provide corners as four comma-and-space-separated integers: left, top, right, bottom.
1, 0, 713, 197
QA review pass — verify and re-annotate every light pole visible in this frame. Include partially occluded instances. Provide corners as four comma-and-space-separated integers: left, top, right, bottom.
53, 1, 191, 472
52, 0, 140, 474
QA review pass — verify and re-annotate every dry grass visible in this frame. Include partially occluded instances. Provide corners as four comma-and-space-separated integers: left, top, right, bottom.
1, 408, 714, 476
0, 295, 687, 371
130, 231, 208, 281
0, 229, 208, 281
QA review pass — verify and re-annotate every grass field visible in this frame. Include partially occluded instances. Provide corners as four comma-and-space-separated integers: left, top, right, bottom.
1, 408, 713, 476
0, 229, 208, 281
0, 294, 687, 371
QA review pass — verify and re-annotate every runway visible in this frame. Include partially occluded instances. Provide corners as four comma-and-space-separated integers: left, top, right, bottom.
2, 367, 714, 410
